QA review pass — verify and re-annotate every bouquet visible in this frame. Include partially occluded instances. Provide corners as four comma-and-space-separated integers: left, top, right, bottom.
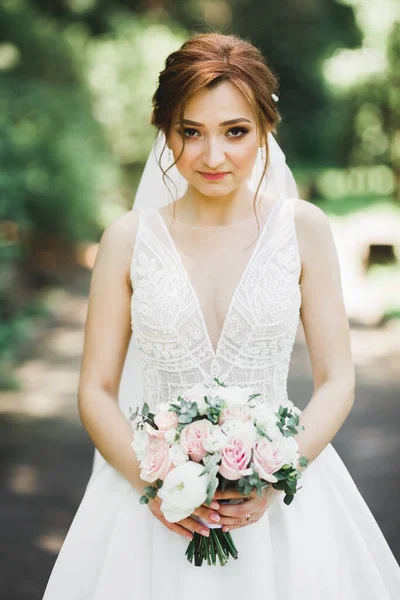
130, 378, 308, 567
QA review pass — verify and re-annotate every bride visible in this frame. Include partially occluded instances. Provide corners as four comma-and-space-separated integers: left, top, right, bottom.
42, 32, 400, 599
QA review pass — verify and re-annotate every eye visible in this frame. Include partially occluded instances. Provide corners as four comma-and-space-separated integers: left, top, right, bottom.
227, 126, 249, 138
183, 127, 200, 138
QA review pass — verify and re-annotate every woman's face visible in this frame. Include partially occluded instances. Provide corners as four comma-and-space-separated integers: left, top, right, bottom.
167, 81, 262, 197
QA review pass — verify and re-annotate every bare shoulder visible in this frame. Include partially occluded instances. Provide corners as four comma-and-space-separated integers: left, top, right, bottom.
95, 209, 140, 288
292, 198, 334, 270
292, 197, 331, 234
101, 209, 139, 245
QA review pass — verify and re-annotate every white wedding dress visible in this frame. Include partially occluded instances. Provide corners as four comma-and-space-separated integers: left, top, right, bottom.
42, 196, 400, 599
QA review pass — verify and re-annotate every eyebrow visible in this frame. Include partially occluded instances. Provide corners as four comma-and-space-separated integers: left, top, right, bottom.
180, 117, 252, 127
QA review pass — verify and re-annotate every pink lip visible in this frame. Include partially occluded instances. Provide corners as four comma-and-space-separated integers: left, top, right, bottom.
199, 172, 229, 181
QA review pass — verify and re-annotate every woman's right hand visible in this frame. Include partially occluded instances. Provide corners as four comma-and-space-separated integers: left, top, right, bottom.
147, 496, 221, 540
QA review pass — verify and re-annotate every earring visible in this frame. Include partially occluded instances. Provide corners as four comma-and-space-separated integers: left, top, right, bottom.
260, 145, 265, 163
168, 147, 173, 161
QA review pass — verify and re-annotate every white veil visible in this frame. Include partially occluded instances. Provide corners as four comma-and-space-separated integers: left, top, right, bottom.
91, 129, 299, 474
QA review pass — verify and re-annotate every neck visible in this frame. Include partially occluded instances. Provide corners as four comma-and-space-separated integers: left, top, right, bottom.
171, 184, 258, 227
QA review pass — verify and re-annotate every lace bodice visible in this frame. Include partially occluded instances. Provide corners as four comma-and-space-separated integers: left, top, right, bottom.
130, 197, 302, 411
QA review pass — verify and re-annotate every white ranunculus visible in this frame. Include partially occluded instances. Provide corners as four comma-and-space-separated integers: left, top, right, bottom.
158, 461, 210, 523
279, 435, 300, 467
131, 429, 148, 462
164, 427, 178, 444
157, 401, 173, 413
219, 386, 253, 408
203, 425, 229, 452
169, 444, 189, 466
251, 405, 282, 441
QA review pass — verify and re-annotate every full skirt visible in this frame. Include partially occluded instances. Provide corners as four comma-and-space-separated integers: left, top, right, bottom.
42, 443, 400, 599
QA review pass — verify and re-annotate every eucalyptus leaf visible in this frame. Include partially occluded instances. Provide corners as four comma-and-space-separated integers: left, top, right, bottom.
144, 485, 157, 499
178, 414, 192, 424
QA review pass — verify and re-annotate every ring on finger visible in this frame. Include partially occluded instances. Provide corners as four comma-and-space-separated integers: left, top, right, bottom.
245, 513, 251, 525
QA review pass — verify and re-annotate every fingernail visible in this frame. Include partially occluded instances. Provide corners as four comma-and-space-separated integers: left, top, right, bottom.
210, 501, 219, 509
186, 534, 193, 540
223, 526, 229, 532
202, 529, 209, 537
210, 513, 220, 522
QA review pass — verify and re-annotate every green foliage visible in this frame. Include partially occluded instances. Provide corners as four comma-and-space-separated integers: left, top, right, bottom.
0, 0, 118, 379
299, 456, 309, 468
85, 13, 186, 170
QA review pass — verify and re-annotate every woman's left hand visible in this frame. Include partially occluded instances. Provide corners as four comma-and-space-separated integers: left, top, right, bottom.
211, 486, 282, 531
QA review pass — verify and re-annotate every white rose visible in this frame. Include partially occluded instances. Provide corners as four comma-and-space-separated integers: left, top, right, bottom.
169, 444, 189, 466
131, 429, 148, 462
279, 435, 300, 467
158, 401, 173, 413
219, 386, 253, 408
195, 395, 208, 415
158, 461, 210, 523
203, 425, 228, 452
164, 428, 178, 444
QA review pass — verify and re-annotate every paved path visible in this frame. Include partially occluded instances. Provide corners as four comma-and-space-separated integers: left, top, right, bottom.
0, 283, 399, 599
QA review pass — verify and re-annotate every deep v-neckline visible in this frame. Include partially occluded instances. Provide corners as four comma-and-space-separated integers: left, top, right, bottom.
154, 197, 285, 359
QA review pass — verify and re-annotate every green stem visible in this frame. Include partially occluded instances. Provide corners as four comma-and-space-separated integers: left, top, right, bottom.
210, 529, 228, 566
185, 537, 195, 562
209, 530, 216, 566
185, 530, 237, 566
220, 530, 238, 559
194, 532, 203, 567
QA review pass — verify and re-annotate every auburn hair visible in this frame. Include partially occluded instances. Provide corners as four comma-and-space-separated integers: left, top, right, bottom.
150, 32, 281, 230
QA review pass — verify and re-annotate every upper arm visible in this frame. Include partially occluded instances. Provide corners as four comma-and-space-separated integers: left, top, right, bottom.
78, 209, 139, 401
294, 199, 355, 390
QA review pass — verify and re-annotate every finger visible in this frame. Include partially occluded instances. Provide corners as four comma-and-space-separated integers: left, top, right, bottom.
215, 513, 257, 527
179, 516, 211, 538
161, 519, 194, 541
151, 508, 195, 541
224, 516, 260, 531
203, 499, 220, 510
192, 505, 221, 524
217, 515, 247, 527
216, 499, 257, 518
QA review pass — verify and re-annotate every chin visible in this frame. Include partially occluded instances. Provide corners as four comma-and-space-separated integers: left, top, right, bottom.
196, 185, 238, 198
190, 178, 243, 197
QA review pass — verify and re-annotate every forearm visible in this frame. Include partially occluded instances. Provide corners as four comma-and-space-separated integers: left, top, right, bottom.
78, 386, 146, 494
296, 377, 355, 468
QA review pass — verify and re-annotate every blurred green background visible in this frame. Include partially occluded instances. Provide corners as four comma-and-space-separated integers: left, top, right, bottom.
1, 4, 400, 595
1, 0, 400, 387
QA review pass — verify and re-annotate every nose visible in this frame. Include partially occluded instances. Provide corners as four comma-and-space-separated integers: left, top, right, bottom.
202, 137, 225, 169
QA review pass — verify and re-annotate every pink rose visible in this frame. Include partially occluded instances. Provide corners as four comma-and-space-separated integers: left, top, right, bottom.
253, 438, 287, 483
218, 405, 251, 425
180, 420, 212, 463
140, 440, 173, 482
218, 436, 253, 481
154, 411, 178, 431
145, 423, 165, 440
